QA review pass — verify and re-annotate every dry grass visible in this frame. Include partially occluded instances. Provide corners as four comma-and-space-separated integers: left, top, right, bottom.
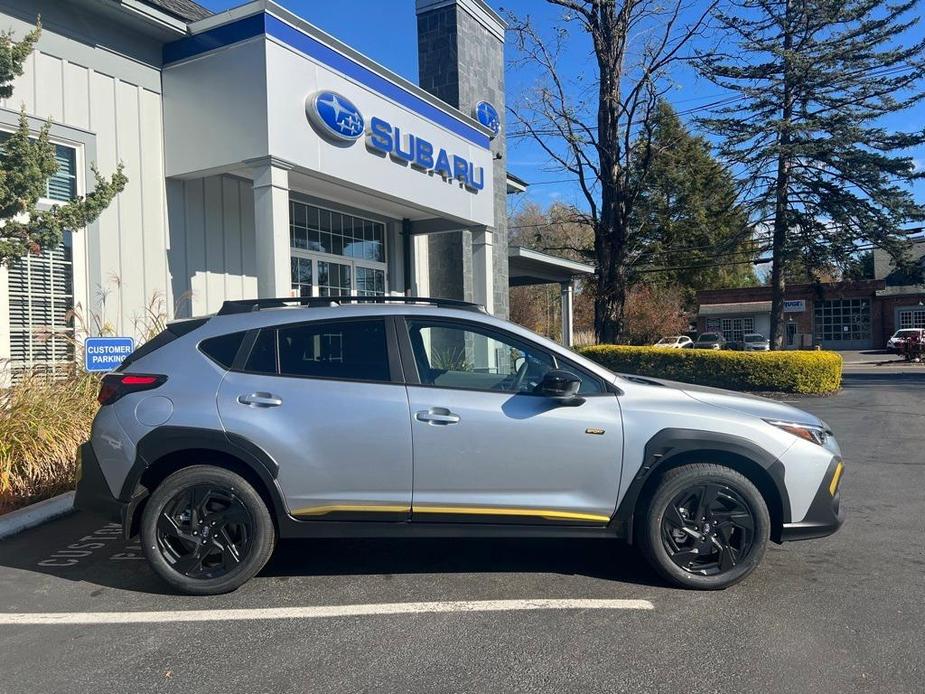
0, 369, 100, 513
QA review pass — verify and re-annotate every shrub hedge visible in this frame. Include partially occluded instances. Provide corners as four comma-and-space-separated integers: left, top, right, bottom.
578, 346, 842, 394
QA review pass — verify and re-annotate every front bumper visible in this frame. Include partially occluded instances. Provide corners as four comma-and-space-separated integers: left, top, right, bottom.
781, 457, 845, 541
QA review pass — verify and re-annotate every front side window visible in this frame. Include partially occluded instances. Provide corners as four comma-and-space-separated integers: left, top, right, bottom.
407, 321, 602, 395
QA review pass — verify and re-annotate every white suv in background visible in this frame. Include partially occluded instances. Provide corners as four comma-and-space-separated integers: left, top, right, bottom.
654, 336, 693, 349
887, 328, 924, 352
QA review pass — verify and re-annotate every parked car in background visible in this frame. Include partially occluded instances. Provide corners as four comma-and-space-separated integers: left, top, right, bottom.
654, 335, 693, 349
693, 332, 726, 350
886, 328, 925, 352
740, 333, 771, 352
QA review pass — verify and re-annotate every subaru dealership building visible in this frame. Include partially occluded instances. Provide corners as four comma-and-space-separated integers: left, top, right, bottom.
0, 0, 587, 374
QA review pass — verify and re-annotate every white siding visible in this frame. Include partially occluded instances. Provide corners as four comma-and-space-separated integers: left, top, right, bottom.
0, 13, 169, 340
166, 176, 258, 317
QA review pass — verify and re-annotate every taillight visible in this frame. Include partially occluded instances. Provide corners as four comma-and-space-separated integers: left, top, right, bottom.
97, 373, 167, 405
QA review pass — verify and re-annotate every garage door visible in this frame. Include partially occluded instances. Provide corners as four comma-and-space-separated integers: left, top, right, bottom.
814, 298, 872, 350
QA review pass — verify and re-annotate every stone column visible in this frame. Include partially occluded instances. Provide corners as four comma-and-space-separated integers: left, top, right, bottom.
250, 158, 292, 298
417, 0, 508, 316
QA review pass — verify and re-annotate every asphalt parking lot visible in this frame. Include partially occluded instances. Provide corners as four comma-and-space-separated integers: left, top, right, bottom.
1, 370, 923, 694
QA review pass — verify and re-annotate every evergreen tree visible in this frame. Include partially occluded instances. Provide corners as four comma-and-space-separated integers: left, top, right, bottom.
698, 0, 925, 348
629, 102, 758, 307
0, 21, 126, 263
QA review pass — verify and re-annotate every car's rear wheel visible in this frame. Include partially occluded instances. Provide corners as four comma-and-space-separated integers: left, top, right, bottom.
637, 463, 770, 590
141, 465, 275, 595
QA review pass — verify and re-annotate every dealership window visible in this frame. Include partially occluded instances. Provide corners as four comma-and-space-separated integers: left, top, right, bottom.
7, 233, 76, 371
813, 299, 871, 342
2, 137, 79, 371
898, 308, 925, 329
289, 200, 387, 297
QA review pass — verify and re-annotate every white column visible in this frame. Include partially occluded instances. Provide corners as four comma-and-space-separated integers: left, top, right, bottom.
560, 280, 574, 347
471, 227, 494, 313
251, 158, 292, 298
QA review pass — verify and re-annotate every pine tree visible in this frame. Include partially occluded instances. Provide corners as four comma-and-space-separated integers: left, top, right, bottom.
698, 0, 925, 348
629, 102, 758, 307
0, 20, 126, 263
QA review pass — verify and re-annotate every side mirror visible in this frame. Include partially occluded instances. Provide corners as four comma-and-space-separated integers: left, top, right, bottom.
535, 369, 584, 405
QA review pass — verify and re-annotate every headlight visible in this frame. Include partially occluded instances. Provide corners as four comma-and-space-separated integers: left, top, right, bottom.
764, 419, 830, 447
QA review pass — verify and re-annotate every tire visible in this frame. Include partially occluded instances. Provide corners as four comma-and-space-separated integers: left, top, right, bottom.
141, 465, 275, 595
637, 463, 770, 590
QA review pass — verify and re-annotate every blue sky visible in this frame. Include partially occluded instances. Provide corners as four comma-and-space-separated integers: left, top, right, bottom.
197, 0, 925, 213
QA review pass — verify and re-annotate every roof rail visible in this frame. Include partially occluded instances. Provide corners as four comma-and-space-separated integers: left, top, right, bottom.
216, 295, 484, 316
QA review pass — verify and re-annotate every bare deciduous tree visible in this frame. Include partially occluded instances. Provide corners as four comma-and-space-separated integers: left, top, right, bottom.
508, 0, 716, 343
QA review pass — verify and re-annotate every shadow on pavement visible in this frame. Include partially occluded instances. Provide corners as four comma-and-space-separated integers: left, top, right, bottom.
0, 511, 665, 596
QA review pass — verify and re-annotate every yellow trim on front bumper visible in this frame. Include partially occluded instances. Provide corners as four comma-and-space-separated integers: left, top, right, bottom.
412, 505, 611, 523
293, 504, 410, 517
829, 461, 844, 496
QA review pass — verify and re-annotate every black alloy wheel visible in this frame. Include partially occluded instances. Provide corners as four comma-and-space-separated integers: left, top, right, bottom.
660, 483, 756, 575
142, 466, 275, 595
156, 484, 253, 579
637, 463, 770, 590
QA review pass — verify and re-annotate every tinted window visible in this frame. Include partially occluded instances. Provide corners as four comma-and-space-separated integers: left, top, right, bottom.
277, 319, 390, 381
245, 329, 277, 374
199, 331, 246, 368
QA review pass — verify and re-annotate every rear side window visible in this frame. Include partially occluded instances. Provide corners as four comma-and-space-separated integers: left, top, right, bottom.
245, 329, 278, 374
199, 331, 246, 368
277, 319, 390, 381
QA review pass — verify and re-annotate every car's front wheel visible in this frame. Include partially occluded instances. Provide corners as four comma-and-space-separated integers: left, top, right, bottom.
141, 465, 275, 595
637, 463, 770, 590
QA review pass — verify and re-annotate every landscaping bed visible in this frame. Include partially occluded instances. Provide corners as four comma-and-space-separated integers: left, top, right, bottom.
0, 370, 100, 515
579, 345, 842, 394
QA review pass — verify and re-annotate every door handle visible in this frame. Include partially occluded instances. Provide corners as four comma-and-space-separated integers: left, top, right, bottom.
415, 408, 460, 425
237, 392, 283, 408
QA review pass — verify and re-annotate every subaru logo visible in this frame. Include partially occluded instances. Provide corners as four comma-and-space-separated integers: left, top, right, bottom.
475, 100, 500, 138
306, 90, 365, 142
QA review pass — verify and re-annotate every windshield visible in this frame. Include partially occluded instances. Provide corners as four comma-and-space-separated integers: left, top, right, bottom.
657, 337, 679, 344
894, 330, 921, 338
697, 333, 720, 342
744, 334, 766, 343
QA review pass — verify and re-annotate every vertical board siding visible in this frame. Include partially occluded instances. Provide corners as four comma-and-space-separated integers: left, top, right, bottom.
167, 175, 258, 317
5, 43, 169, 336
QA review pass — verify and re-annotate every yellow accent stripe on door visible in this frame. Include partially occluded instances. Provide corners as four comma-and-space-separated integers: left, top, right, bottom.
829, 461, 844, 496
292, 504, 411, 517
411, 505, 611, 523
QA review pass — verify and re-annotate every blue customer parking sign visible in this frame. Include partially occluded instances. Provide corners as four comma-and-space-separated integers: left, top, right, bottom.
85, 337, 135, 372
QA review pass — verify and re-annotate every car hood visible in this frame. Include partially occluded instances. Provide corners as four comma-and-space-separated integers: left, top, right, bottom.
618, 374, 823, 427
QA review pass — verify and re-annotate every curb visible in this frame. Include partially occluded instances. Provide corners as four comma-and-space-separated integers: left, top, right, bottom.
0, 491, 76, 541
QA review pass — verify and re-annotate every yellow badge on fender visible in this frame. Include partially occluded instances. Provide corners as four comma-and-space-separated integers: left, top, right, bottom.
585, 427, 605, 436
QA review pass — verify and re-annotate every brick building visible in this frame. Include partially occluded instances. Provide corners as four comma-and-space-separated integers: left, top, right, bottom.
696, 239, 925, 350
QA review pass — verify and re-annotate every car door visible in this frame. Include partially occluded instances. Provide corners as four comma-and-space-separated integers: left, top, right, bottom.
216, 316, 412, 521
400, 317, 624, 525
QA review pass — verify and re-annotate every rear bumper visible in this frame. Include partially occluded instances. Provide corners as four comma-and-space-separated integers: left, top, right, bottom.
781, 457, 845, 541
73, 442, 124, 523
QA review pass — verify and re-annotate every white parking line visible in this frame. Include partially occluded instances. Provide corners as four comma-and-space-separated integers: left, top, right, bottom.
0, 598, 653, 625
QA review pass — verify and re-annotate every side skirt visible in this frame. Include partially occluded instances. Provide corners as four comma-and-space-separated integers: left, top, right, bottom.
276, 517, 621, 540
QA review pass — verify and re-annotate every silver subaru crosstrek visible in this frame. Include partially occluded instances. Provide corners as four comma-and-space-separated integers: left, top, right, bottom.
75, 297, 845, 595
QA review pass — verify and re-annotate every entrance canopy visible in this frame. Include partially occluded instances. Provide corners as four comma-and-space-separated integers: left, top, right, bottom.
508, 246, 594, 346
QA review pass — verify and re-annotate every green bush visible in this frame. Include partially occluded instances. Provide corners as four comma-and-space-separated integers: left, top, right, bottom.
578, 345, 842, 394
0, 370, 101, 513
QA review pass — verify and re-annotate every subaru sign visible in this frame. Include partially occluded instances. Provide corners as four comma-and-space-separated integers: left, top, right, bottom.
306, 91, 365, 142
306, 90, 485, 192
474, 100, 500, 138
85, 336, 135, 372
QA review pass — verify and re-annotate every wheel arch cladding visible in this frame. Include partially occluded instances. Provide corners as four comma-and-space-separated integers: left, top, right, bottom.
617, 428, 791, 544
122, 427, 285, 538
